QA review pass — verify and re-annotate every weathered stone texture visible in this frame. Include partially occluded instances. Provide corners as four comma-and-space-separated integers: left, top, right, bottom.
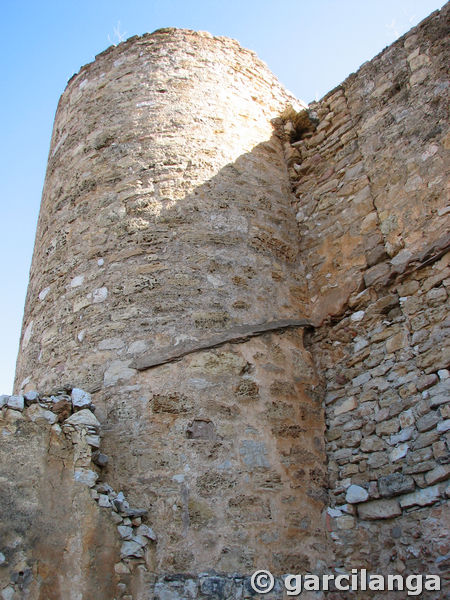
0, 396, 120, 600
287, 4, 449, 325
281, 4, 449, 592
12, 27, 328, 594
15, 29, 305, 396
5, 3, 449, 599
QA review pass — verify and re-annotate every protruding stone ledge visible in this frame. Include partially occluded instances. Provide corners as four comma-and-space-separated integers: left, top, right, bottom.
131, 318, 314, 371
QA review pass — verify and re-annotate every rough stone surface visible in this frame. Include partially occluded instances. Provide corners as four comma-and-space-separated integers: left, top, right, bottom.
358, 499, 402, 520
2, 4, 449, 600
345, 484, 369, 504
71, 387, 92, 409
6, 396, 24, 412
0, 399, 119, 599
65, 409, 101, 430
378, 473, 415, 498
12, 25, 329, 585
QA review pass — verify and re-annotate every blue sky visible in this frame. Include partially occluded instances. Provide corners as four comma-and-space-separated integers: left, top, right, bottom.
0, 0, 445, 393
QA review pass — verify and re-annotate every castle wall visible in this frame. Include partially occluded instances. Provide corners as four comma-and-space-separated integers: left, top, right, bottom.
0, 394, 120, 600
12, 29, 329, 592
6, 5, 449, 599
283, 4, 449, 594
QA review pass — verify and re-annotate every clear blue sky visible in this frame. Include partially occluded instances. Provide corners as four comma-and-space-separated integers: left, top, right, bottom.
0, 0, 445, 393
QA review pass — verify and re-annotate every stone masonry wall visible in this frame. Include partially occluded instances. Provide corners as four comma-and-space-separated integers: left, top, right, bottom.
5, 4, 449, 600
285, 3, 449, 325
282, 4, 449, 596
0, 389, 120, 600
13, 28, 330, 592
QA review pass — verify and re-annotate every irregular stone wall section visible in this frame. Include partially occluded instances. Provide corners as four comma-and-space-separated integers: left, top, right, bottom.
285, 3, 449, 325
8, 5, 449, 598
282, 5, 449, 596
13, 28, 329, 580
0, 390, 120, 600
106, 329, 328, 578
14, 29, 305, 396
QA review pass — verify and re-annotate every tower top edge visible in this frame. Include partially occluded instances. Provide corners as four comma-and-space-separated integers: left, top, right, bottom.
66, 28, 259, 88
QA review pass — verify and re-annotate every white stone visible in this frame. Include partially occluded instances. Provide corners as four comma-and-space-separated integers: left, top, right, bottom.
71, 388, 92, 409
114, 562, 129, 575
438, 369, 449, 380
19, 378, 30, 392
51, 423, 62, 435
350, 310, 365, 322
98, 337, 124, 350
127, 340, 148, 354
7, 395, 24, 412
70, 275, 84, 287
86, 434, 100, 448
104, 361, 136, 386
39, 286, 50, 300
98, 494, 111, 508
136, 524, 157, 541
92, 287, 108, 303
74, 469, 98, 488
65, 409, 100, 430
97, 258, 104, 266
399, 485, 440, 509
389, 427, 414, 445
327, 507, 342, 518
117, 525, 133, 539
120, 540, 144, 558
335, 397, 357, 415
24, 390, 39, 403
110, 512, 123, 525
390, 443, 409, 462
0, 395, 8, 408
346, 484, 369, 504
437, 419, 450, 432
22, 321, 33, 349
132, 534, 149, 546
1, 586, 15, 600
26, 404, 57, 424
77, 330, 86, 342
354, 337, 369, 352
352, 372, 371, 386
0, 552, 5, 565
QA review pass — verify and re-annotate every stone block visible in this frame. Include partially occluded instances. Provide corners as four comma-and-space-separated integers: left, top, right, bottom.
399, 485, 440, 508
416, 411, 440, 432
399, 409, 415, 428
390, 443, 409, 462
358, 499, 402, 520
336, 515, 355, 529
65, 409, 101, 430
378, 473, 415, 497
74, 468, 98, 488
425, 465, 450, 485
360, 435, 385, 452
26, 404, 57, 424
71, 388, 92, 409
239, 440, 270, 469
376, 418, 400, 436
7, 395, 24, 411
345, 484, 369, 504
335, 397, 358, 415
389, 427, 414, 445
437, 419, 450, 432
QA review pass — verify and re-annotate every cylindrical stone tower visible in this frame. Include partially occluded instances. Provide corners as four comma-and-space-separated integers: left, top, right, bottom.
15, 29, 328, 592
